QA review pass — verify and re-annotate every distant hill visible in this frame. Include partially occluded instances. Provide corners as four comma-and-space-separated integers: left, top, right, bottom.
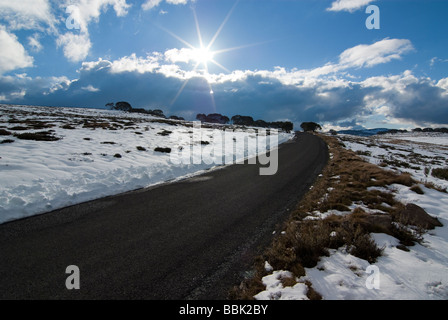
337, 128, 389, 137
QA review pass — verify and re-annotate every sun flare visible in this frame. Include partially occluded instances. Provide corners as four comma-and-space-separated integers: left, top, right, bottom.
193, 47, 215, 66
162, 1, 244, 105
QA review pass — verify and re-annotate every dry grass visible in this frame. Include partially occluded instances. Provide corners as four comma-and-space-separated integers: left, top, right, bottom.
61, 124, 76, 130
14, 131, 60, 141
410, 185, 424, 194
432, 167, 448, 181
231, 133, 422, 300
157, 130, 172, 136
82, 120, 112, 130
8, 118, 54, 130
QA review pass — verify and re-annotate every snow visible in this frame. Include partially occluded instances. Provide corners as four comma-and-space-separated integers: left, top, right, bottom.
258, 185, 448, 300
264, 261, 274, 272
302, 223, 448, 299
0, 104, 293, 224
382, 132, 448, 146
254, 270, 309, 300
340, 133, 448, 191
304, 248, 374, 300
256, 132, 448, 300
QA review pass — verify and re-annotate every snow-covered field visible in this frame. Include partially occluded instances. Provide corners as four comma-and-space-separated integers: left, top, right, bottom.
256, 132, 448, 300
0, 104, 292, 224
342, 133, 448, 191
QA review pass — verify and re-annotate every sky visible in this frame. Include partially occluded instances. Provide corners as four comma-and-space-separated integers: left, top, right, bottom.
0, 0, 448, 130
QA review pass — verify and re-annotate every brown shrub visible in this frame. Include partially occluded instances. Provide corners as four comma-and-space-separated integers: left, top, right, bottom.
410, 185, 424, 194
432, 167, 448, 181
14, 131, 60, 141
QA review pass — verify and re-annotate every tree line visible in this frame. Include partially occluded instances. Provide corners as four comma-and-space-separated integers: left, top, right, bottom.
196, 113, 294, 132
378, 127, 448, 135
107, 102, 184, 120
107, 102, 295, 132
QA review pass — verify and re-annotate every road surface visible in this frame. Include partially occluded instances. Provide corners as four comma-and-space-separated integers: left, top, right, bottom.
0, 132, 328, 299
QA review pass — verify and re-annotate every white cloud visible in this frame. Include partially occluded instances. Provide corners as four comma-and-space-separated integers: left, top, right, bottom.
142, 0, 163, 10
0, 26, 34, 75
231, 39, 414, 88
56, 0, 131, 62
430, 56, 448, 68
338, 38, 414, 68
0, 0, 132, 64
74, 38, 415, 94
360, 70, 423, 99
359, 70, 448, 125
63, 0, 131, 33
436, 78, 448, 96
327, 0, 376, 13
47, 76, 73, 94
28, 34, 43, 52
80, 58, 113, 72
0, 73, 74, 101
142, 0, 191, 11
209, 39, 413, 91
81, 85, 100, 92
109, 53, 161, 73
56, 32, 91, 63
164, 48, 196, 64
110, 0, 131, 16
166, 0, 189, 4
0, 0, 56, 31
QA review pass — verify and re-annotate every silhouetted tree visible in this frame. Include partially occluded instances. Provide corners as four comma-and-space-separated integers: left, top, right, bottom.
300, 122, 322, 132
279, 121, 294, 133
150, 109, 166, 118
254, 119, 268, 128
231, 115, 254, 126
113, 101, 132, 112
169, 115, 185, 121
269, 121, 294, 132
196, 113, 229, 124
196, 114, 207, 122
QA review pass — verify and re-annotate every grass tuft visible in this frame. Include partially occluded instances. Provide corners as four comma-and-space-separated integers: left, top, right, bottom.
432, 167, 448, 181
0, 129, 12, 136
154, 147, 172, 153
410, 185, 424, 194
14, 131, 60, 141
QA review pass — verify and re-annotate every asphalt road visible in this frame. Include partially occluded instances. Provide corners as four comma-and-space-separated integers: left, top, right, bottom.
0, 132, 328, 300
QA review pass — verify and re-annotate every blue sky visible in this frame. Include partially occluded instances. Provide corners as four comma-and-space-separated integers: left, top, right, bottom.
1, 0, 448, 130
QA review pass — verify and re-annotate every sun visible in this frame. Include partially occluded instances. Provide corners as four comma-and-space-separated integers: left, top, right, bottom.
161, 1, 255, 105
193, 47, 215, 66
